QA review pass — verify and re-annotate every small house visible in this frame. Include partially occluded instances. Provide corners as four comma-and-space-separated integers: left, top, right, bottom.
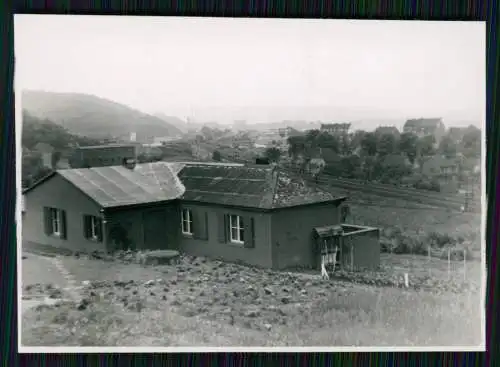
22, 162, 380, 271
320, 123, 351, 136
70, 144, 137, 168
403, 118, 446, 143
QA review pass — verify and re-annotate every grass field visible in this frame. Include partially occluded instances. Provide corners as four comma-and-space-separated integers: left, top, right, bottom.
21, 250, 483, 348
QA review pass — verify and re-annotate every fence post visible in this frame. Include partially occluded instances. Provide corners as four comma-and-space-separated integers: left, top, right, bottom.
447, 247, 451, 280
428, 245, 431, 278
350, 243, 354, 271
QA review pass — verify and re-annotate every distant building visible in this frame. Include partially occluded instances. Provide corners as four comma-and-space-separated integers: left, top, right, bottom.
403, 118, 446, 143
130, 132, 137, 142
374, 126, 400, 137
71, 144, 137, 168
320, 123, 351, 136
447, 127, 468, 142
421, 155, 460, 193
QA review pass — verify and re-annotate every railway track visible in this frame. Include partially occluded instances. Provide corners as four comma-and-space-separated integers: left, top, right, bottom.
280, 166, 480, 213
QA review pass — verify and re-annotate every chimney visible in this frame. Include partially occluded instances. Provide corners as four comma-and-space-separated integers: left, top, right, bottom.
123, 158, 137, 170
255, 157, 270, 165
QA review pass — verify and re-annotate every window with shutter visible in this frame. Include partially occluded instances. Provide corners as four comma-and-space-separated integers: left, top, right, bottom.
229, 214, 245, 244
60, 210, 67, 240
217, 213, 227, 243
243, 217, 255, 248
83, 214, 103, 242
44, 207, 63, 237
43, 207, 51, 235
181, 208, 193, 235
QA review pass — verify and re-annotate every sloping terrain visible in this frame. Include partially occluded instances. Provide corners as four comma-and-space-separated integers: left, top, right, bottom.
22, 90, 182, 142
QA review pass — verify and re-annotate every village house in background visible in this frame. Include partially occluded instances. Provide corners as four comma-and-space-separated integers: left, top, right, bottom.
374, 126, 401, 138
403, 118, 446, 143
320, 123, 351, 136
21, 161, 380, 271
69, 144, 137, 168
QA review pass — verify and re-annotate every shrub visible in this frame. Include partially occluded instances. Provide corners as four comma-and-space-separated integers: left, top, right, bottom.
438, 247, 474, 261
427, 232, 456, 248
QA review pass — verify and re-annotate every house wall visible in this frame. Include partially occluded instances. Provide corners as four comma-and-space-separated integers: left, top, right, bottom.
179, 203, 273, 268
73, 146, 137, 168
341, 228, 380, 270
22, 174, 105, 252
271, 202, 342, 270
107, 203, 179, 251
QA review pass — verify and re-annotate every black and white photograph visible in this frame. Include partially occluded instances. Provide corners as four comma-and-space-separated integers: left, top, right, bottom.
15, 15, 485, 351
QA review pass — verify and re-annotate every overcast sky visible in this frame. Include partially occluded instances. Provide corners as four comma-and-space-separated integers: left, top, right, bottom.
15, 15, 485, 126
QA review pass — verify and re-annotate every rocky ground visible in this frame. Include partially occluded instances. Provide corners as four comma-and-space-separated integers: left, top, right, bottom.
21, 250, 483, 347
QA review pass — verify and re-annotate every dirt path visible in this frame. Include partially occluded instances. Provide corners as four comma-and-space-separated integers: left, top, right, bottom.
21, 253, 80, 313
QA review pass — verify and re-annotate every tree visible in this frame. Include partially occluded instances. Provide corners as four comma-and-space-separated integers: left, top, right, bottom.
306, 129, 321, 142
399, 132, 419, 163
362, 156, 378, 181
51, 151, 62, 168
376, 133, 398, 156
339, 134, 353, 155
212, 150, 222, 161
350, 130, 366, 150
339, 155, 362, 178
438, 135, 458, 158
379, 155, 412, 184
287, 135, 307, 158
316, 132, 340, 152
418, 135, 436, 156
360, 132, 378, 156
461, 126, 481, 158
265, 147, 281, 163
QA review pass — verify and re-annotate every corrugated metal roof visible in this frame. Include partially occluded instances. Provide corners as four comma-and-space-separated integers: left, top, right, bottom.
178, 164, 276, 209
314, 225, 343, 238
58, 162, 185, 208
30, 161, 344, 210
179, 164, 343, 209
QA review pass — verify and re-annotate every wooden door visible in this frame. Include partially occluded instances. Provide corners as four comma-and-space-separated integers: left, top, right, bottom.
143, 209, 168, 250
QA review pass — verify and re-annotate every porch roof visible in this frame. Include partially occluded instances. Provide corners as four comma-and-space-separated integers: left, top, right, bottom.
314, 225, 343, 238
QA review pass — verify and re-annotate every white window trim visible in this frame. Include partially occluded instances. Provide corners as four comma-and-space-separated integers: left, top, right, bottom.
90, 216, 100, 240
229, 214, 244, 244
51, 208, 61, 236
182, 208, 193, 235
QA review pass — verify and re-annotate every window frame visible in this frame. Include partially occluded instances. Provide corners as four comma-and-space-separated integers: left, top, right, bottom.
90, 216, 100, 241
229, 214, 244, 244
51, 208, 61, 236
181, 208, 193, 235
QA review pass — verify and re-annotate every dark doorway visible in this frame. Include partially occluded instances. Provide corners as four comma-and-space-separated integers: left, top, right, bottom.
143, 209, 168, 249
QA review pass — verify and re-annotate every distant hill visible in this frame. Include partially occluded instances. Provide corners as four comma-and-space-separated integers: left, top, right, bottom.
22, 90, 182, 143
153, 113, 190, 133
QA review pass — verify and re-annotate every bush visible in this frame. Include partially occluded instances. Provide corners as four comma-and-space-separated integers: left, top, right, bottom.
380, 228, 467, 258
438, 247, 474, 261
414, 178, 441, 192
426, 232, 456, 248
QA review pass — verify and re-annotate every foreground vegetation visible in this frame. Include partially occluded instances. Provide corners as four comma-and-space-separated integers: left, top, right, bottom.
22, 251, 482, 347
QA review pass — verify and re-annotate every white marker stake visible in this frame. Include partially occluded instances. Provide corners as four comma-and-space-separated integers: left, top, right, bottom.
404, 273, 409, 288
464, 248, 467, 281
